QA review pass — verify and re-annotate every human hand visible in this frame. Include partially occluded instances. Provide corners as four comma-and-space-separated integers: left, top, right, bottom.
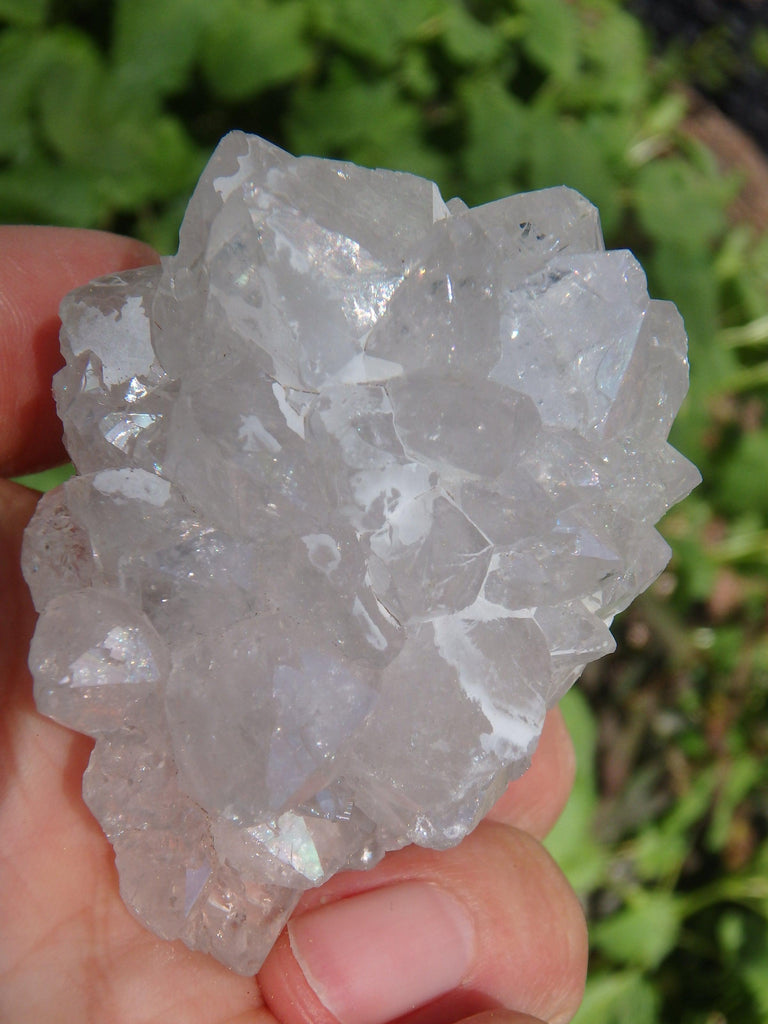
0, 226, 587, 1024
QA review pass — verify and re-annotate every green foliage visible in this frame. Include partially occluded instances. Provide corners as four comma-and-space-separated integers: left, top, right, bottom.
112, 0, 208, 97
4, 2, 768, 1020
0, 0, 47, 27
517, 0, 580, 82
202, 0, 311, 99
753, 27, 768, 73
0, 21, 205, 231
545, 689, 609, 894
719, 429, 768, 517
575, 970, 659, 1024
592, 891, 682, 970
633, 156, 735, 252
14, 465, 74, 492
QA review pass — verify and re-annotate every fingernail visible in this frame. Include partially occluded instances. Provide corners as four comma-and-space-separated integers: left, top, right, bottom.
288, 881, 475, 1024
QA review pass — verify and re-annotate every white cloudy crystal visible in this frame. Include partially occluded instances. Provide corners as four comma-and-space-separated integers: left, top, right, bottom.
23, 131, 699, 974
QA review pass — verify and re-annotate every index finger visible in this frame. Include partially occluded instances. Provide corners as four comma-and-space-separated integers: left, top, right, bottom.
0, 226, 158, 478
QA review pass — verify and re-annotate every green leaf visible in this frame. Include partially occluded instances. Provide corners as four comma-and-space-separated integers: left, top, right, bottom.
459, 75, 528, 197
579, 111, 635, 194
592, 890, 683, 969
387, 0, 447, 42
287, 58, 444, 180
308, 0, 397, 65
440, 3, 504, 67
572, 970, 658, 1024
633, 157, 733, 252
27, 20, 203, 216
91, 112, 205, 211
0, 29, 49, 157
637, 91, 690, 144
737, 265, 768, 324
35, 28, 105, 163
112, 0, 208, 96
0, 160, 106, 226
516, 0, 579, 82
718, 429, 768, 518
752, 26, 768, 71
716, 896, 768, 1015
632, 825, 689, 882
13, 464, 74, 492
744, 962, 768, 1018
0, 0, 47, 27
0, 20, 202, 228
527, 109, 623, 235
633, 766, 719, 880
308, 0, 441, 66
712, 757, 765, 843
545, 689, 608, 894
202, 0, 311, 100
398, 46, 439, 100
577, 5, 649, 110
650, 244, 733, 471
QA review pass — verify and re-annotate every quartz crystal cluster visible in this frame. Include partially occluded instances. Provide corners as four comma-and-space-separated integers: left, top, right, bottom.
23, 131, 699, 974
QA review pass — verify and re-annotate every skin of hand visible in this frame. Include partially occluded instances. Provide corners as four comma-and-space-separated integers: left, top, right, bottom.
0, 226, 588, 1024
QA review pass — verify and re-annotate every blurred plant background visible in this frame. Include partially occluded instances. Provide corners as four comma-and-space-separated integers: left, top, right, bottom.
2, 0, 767, 1020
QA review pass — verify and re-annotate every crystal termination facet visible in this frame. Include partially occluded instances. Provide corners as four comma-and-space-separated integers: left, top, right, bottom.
22, 132, 700, 974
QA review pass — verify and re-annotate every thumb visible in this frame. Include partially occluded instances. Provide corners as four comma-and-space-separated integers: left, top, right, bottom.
258, 824, 586, 1024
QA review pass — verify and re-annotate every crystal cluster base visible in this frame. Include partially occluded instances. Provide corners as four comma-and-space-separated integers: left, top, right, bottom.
23, 132, 699, 974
